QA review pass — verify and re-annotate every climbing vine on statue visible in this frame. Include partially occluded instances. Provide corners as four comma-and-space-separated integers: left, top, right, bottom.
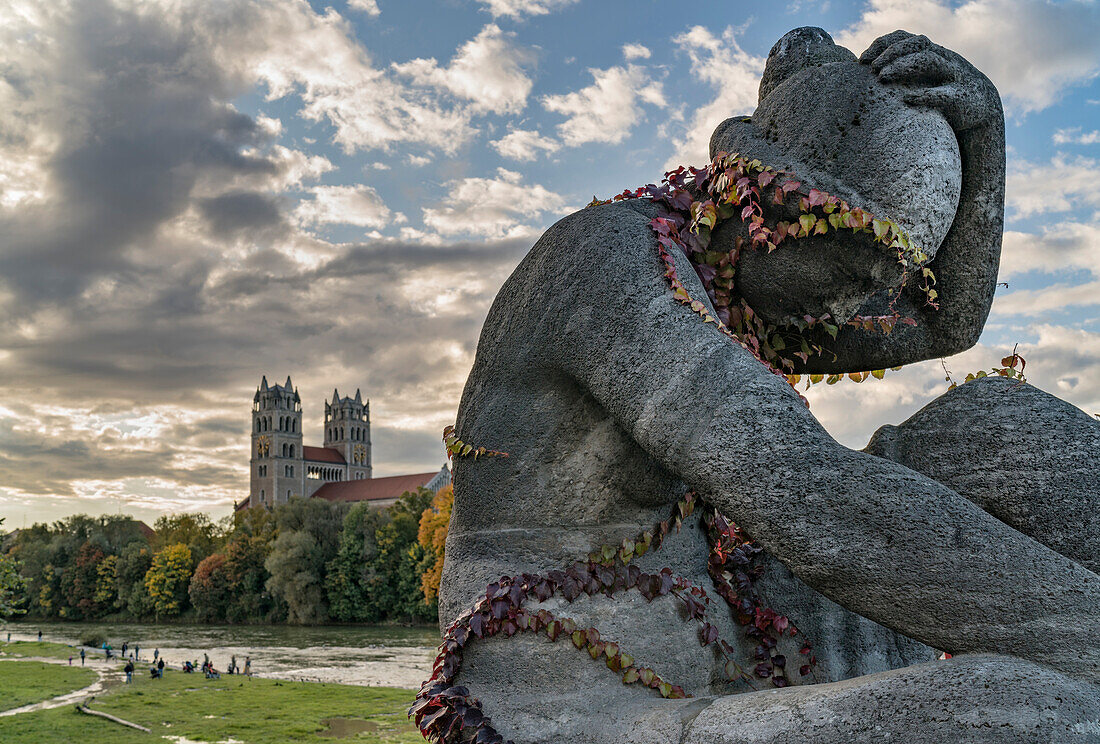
411, 489, 817, 744
591, 151, 939, 391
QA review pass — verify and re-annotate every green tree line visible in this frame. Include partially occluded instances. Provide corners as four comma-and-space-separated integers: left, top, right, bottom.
0, 488, 445, 625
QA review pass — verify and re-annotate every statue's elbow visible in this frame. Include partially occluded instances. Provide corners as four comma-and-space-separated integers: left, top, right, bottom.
931, 317, 985, 359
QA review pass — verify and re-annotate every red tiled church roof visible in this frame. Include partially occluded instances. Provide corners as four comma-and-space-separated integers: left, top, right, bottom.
303, 446, 345, 464
312, 472, 441, 504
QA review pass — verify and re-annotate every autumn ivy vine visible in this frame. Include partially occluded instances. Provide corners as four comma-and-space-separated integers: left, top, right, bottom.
412, 467, 817, 744
590, 151, 939, 392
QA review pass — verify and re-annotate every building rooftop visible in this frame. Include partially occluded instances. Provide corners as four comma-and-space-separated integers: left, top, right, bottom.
311, 470, 446, 504
303, 446, 345, 464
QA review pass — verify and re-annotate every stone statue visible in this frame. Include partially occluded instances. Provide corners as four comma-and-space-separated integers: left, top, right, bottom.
434, 27, 1100, 743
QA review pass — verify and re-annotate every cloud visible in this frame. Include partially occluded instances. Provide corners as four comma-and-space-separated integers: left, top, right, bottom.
835, 0, 1100, 114
662, 25, 765, 169
200, 191, 287, 237
0, 0, 531, 523
199, 0, 476, 153
992, 281, 1100, 315
999, 221, 1100, 279
1054, 128, 1100, 146
293, 185, 392, 228
347, 0, 380, 16
490, 128, 560, 161
1005, 155, 1100, 218
393, 24, 534, 114
622, 43, 651, 60
542, 64, 666, 146
421, 168, 567, 239
806, 326, 1100, 449
475, 0, 579, 19
0, 0, 313, 306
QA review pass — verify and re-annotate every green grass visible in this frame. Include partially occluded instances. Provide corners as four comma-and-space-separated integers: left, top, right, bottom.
0, 641, 83, 661
0, 660, 98, 712
0, 664, 423, 743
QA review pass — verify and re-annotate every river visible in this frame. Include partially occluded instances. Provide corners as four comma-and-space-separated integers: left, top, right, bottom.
0, 621, 439, 689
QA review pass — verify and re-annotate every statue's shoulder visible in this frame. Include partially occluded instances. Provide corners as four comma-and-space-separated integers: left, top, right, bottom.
520, 200, 662, 286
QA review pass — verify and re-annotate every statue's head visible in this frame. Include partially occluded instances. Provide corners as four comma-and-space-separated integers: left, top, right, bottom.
758, 27, 856, 103
707, 27, 963, 336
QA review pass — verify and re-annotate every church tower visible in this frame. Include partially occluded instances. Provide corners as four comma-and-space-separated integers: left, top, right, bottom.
324, 388, 372, 480
250, 375, 304, 508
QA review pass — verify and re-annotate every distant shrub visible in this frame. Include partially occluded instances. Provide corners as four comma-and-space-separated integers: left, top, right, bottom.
79, 631, 107, 647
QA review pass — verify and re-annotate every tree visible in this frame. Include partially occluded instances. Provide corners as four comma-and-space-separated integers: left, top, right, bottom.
93, 554, 119, 608
265, 498, 346, 624
61, 541, 106, 619
265, 530, 329, 624
0, 520, 27, 617
145, 543, 193, 620
326, 503, 389, 622
223, 534, 276, 622
417, 484, 453, 604
115, 542, 154, 617
189, 553, 231, 622
0, 553, 26, 617
152, 513, 221, 563
362, 488, 437, 622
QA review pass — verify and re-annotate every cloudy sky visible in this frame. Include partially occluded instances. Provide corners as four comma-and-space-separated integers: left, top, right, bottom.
1, 0, 1098, 527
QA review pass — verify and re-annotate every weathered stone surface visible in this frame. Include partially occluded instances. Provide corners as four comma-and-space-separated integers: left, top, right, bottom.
438, 27, 1100, 744
866, 375, 1100, 574
710, 28, 1005, 372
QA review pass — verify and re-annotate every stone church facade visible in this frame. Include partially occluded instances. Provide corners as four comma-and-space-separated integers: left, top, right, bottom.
244, 375, 449, 510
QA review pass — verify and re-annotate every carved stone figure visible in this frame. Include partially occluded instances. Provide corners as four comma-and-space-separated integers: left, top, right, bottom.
436, 27, 1100, 743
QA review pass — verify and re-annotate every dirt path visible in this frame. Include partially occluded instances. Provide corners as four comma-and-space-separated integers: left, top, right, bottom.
0, 656, 124, 717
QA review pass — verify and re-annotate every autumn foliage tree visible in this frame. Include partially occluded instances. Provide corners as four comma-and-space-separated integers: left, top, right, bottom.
417, 484, 453, 604
189, 552, 230, 621
145, 543, 193, 620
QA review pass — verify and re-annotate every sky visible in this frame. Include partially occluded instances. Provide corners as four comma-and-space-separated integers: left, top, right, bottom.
1, 0, 1098, 527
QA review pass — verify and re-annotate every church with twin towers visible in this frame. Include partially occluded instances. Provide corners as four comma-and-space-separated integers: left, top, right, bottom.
243, 375, 450, 511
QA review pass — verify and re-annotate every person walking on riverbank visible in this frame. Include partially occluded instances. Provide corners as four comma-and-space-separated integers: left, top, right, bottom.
122, 642, 128, 657
37, 630, 41, 641
79, 648, 85, 665
134, 644, 139, 661
124, 659, 134, 683
68, 653, 72, 665
154, 648, 159, 662
157, 658, 165, 678
244, 656, 251, 679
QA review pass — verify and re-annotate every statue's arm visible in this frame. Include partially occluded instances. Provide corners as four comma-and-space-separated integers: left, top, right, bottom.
541, 202, 1099, 682
820, 33, 1006, 370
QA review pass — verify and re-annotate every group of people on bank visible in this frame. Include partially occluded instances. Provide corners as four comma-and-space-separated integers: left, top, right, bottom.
26, 629, 253, 684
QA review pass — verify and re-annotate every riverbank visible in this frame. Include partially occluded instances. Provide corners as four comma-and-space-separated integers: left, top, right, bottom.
0, 622, 438, 688
0, 642, 424, 743
0, 658, 97, 712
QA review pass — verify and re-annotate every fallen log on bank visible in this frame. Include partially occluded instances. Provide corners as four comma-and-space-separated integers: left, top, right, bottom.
75, 697, 150, 733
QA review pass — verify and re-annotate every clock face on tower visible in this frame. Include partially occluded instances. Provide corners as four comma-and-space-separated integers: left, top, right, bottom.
256, 436, 271, 458
353, 444, 366, 465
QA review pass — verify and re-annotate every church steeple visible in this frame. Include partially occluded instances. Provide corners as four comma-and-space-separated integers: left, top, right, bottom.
323, 385, 372, 480
249, 374, 304, 509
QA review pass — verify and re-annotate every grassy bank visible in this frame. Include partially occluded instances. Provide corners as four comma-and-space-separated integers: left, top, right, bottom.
0, 641, 83, 661
0, 659, 97, 712
0, 658, 423, 743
